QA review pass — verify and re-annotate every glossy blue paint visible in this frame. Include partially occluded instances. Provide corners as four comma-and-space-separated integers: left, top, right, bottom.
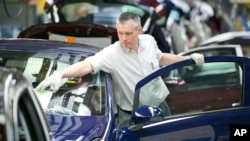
0, 39, 100, 56
47, 115, 107, 140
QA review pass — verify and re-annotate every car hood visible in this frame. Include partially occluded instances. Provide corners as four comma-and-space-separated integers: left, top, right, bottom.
47, 114, 107, 141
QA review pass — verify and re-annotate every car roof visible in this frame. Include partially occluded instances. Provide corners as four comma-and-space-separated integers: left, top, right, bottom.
199, 31, 250, 46
0, 38, 100, 57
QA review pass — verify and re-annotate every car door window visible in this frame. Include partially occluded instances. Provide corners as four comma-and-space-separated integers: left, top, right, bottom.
164, 62, 242, 115
139, 61, 242, 116
17, 88, 50, 141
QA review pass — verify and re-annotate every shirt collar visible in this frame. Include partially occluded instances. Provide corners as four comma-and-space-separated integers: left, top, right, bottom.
120, 37, 145, 54
119, 42, 135, 54
124, 47, 131, 53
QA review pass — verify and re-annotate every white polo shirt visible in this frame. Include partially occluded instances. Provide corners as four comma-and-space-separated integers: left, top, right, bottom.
86, 34, 169, 111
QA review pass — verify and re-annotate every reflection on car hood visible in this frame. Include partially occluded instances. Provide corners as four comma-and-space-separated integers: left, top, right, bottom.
0, 39, 100, 57
47, 114, 107, 140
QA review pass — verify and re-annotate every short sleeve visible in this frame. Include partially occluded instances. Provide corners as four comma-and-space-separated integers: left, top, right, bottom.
149, 34, 163, 61
85, 47, 114, 73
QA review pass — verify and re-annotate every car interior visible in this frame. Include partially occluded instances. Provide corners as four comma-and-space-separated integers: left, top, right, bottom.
136, 60, 242, 117
163, 61, 242, 115
0, 50, 106, 116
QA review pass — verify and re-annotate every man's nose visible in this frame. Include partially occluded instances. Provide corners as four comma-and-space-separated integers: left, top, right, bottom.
120, 34, 128, 41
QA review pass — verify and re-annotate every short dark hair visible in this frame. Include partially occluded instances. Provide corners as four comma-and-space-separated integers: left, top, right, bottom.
116, 12, 141, 29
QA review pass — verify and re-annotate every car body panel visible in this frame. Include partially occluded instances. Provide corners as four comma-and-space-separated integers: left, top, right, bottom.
0, 38, 100, 55
48, 115, 106, 140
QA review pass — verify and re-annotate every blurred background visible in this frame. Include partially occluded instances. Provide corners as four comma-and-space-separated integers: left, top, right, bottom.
1, 0, 250, 42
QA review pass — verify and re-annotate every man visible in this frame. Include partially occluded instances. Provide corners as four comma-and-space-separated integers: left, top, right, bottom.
36, 12, 204, 127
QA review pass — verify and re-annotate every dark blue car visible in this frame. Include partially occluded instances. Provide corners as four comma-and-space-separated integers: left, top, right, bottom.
1, 38, 250, 140
0, 38, 115, 140
118, 55, 250, 141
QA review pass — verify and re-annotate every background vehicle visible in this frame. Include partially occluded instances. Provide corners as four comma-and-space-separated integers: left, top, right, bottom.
180, 44, 244, 57
18, 22, 118, 47
0, 67, 53, 141
199, 31, 250, 58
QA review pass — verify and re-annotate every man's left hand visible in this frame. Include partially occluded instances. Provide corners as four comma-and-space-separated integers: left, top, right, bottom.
185, 53, 205, 66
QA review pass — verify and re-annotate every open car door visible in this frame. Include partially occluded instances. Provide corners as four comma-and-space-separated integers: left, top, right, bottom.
115, 55, 250, 141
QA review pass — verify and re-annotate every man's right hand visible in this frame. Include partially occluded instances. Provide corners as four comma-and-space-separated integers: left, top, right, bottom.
35, 71, 67, 93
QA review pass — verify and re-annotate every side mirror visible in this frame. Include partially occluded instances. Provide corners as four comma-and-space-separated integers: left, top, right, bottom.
129, 105, 164, 131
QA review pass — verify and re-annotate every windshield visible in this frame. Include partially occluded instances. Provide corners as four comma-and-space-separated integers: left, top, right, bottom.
0, 50, 106, 116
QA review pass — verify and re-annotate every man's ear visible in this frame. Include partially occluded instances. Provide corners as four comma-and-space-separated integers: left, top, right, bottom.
137, 26, 143, 34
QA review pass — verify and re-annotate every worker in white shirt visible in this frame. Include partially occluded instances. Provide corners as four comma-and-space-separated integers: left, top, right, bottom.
36, 12, 204, 127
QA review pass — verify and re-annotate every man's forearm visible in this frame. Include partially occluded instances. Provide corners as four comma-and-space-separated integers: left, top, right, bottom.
160, 53, 185, 66
60, 61, 93, 78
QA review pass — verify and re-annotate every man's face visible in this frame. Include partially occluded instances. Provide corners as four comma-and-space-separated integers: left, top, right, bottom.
116, 22, 142, 50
